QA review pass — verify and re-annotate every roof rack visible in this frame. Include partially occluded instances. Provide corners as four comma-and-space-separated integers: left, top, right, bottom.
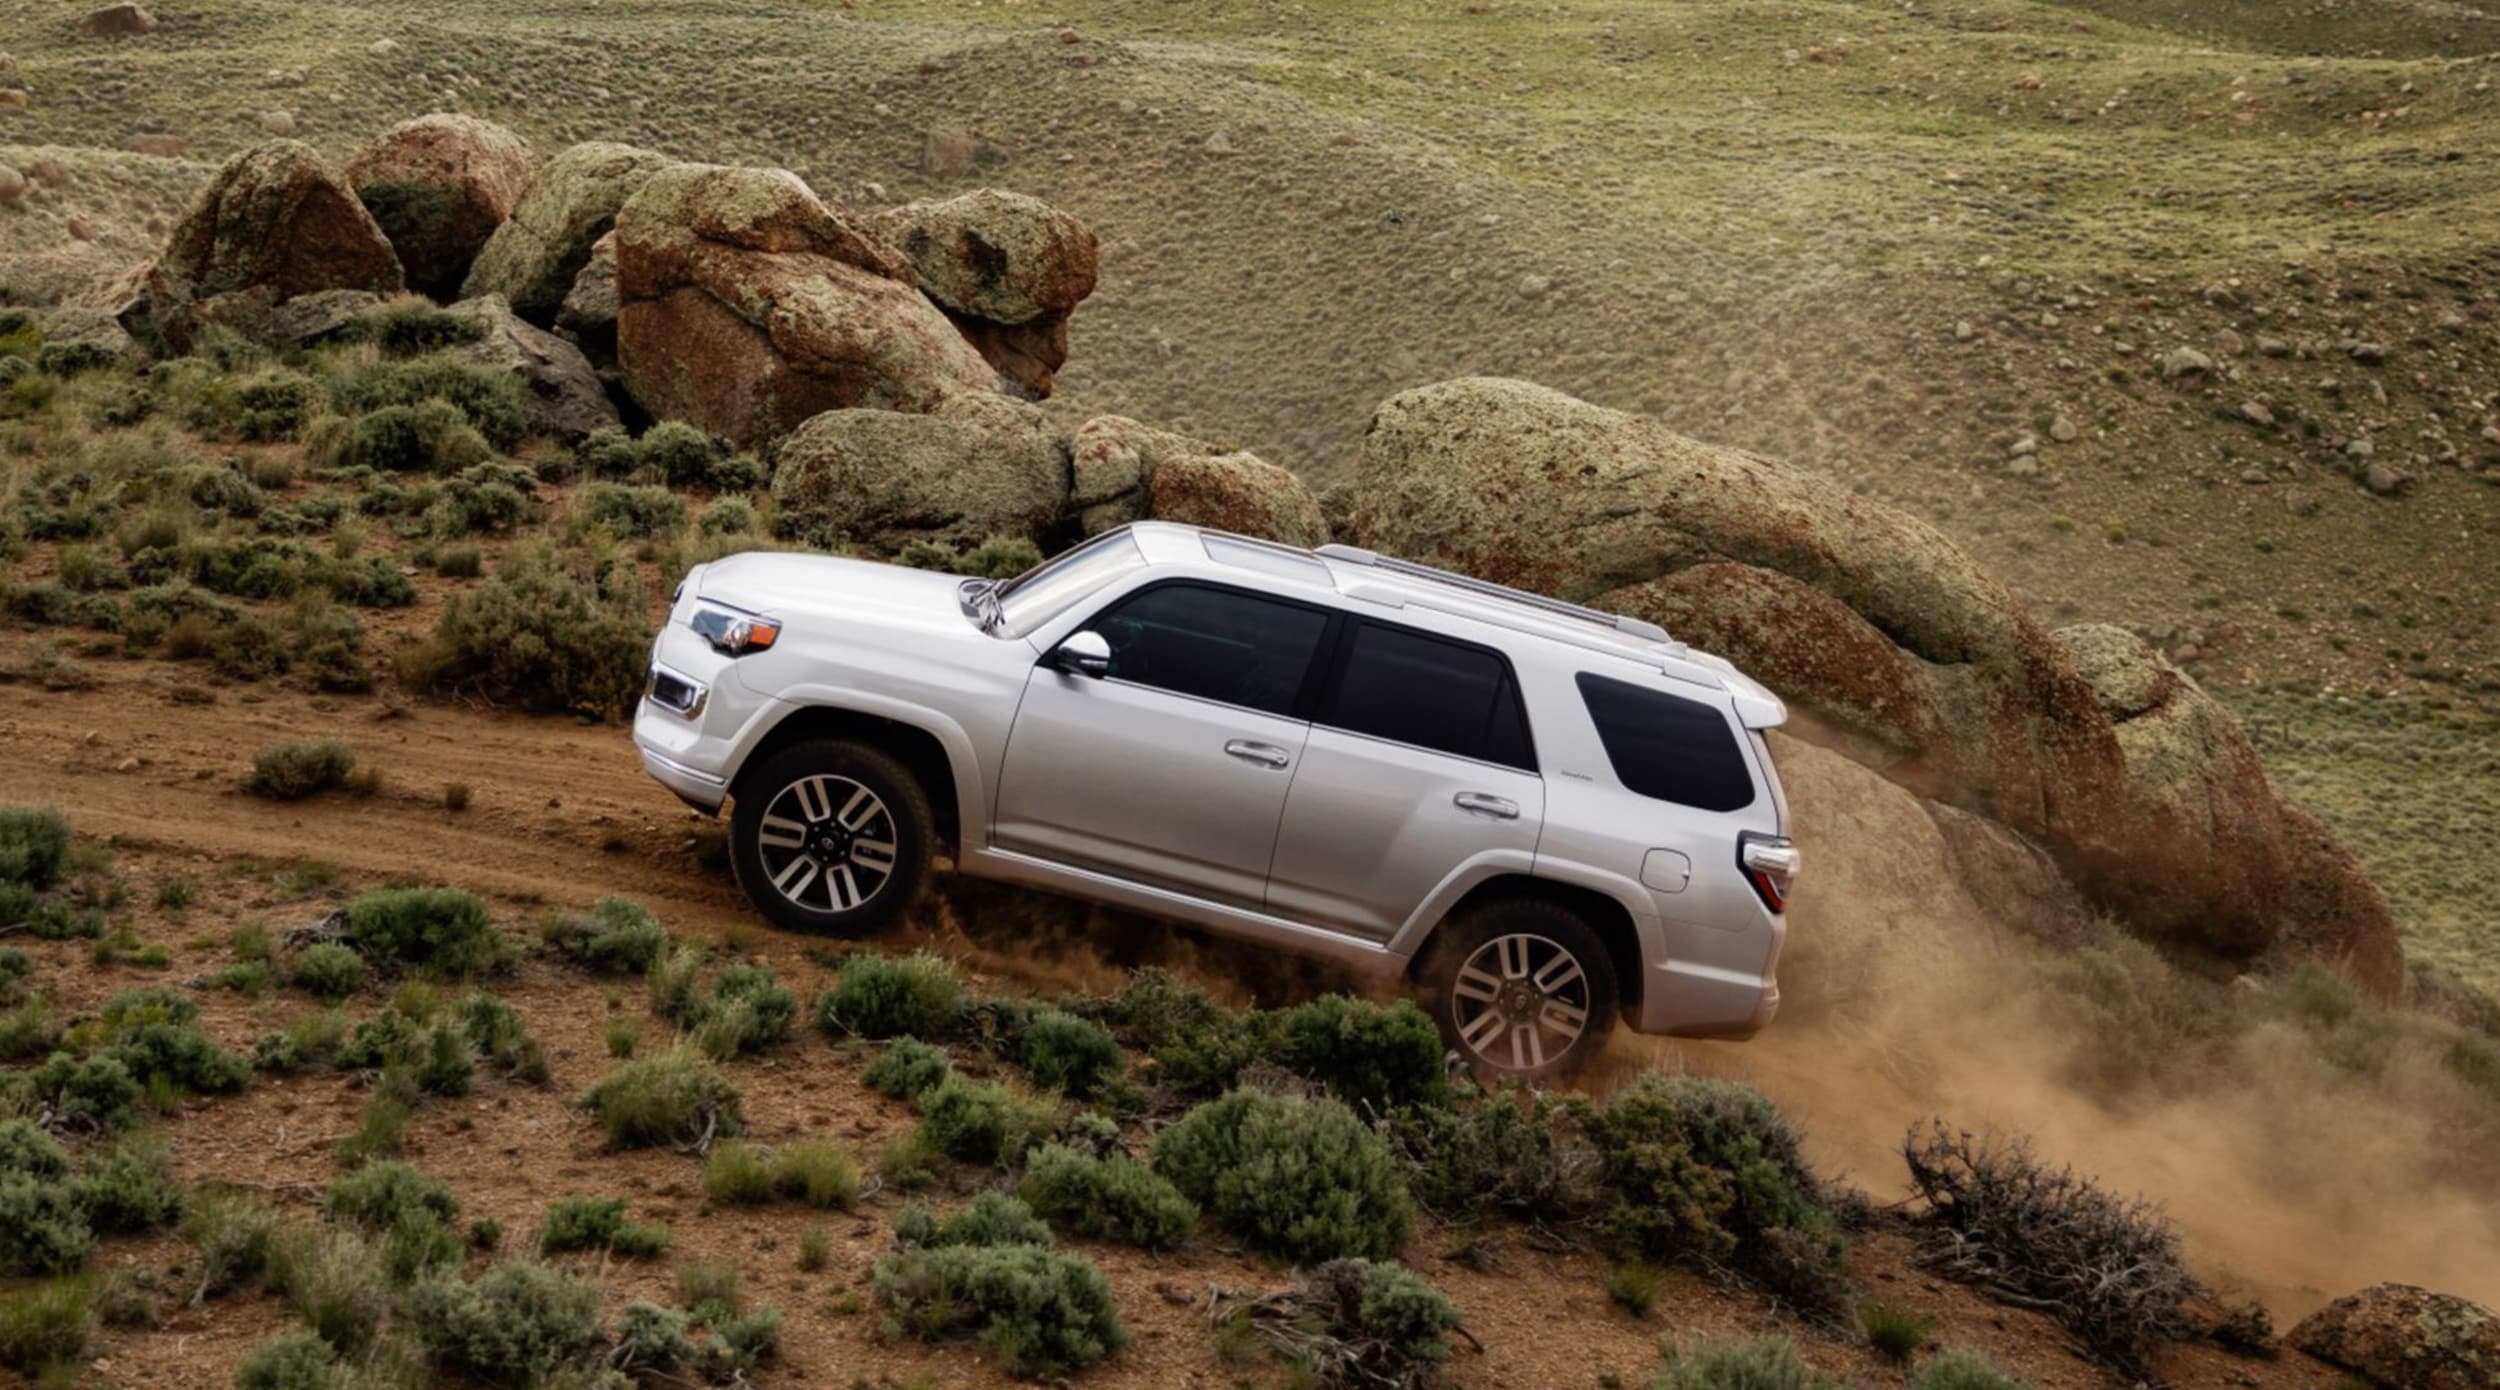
1315, 544, 1676, 646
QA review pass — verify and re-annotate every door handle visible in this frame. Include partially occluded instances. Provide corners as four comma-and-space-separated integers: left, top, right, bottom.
1223, 740, 1292, 769
1454, 791, 1520, 819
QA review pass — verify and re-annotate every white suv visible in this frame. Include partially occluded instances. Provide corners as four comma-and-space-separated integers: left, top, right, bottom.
635, 522, 1798, 1079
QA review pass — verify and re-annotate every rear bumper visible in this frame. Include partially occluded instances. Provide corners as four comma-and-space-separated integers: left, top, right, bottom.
1630, 910, 1784, 1039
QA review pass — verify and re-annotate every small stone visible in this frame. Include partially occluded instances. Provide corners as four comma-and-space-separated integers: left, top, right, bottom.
2048, 415, 2079, 443
28, 158, 68, 187
2240, 401, 2275, 427
257, 108, 296, 135
2005, 455, 2039, 478
2212, 328, 2245, 355
1953, 319, 1975, 341
0, 165, 24, 204
2008, 434, 2039, 457
2256, 334, 2291, 356
2159, 346, 2215, 379
2347, 340, 2390, 365
1203, 129, 1235, 154
2240, 466, 2269, 484
2345, 437, 2374, 460
0, 89, 27, 111
66, 215, 92, 240
2364, 461, 2404, 495
123, 133, 182, 156
2481, 425, 2500, 447
1516, 272, 1552, 299
78, 3, 156, 35
369, 37, 400, 56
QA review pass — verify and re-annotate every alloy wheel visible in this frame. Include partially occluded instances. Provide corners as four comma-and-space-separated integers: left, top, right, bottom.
752, 773, 900, 913
1449, 932, 1592, 1072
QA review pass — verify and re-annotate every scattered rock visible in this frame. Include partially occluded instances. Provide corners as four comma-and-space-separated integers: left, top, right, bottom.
2256, 334, 2291, 356
347, 112, 534, 300
267, 288, 386, 343
2363, 461, 2407, 496
1516, 272, 1552, 299
78, 3, 156, 36
2008, 434, 2039, 458
2239, 401, 2275, 427
27, 158, 69, 188
2291, 1284, 2500, 1390
1070, 415, 1325, 545
117, 139, 404, 355
462, 140, 673, 322
612, 163, 996, 451
124, 133, 184, 157
0, 165, 24, 205
921, 126, 982, 177
2211, 328, 2244, 355
257, 109, 296, 137
770, 394, 1066, 550
2158, 346, 2214, 379
0, 89, 28, 112
1952, 319, 1975, 342
369, 38, 401, 57
2346, 340, 2390, 365
869, 188, 1098, 398
2048, 414, 2079, 443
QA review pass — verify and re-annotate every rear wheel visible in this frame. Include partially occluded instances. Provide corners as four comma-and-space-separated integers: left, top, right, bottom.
730, 738, 932, 935
1418, 898, 1619, 1083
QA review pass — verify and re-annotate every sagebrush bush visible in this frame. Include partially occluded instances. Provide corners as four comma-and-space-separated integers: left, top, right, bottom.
917, 1075, 1054, 1167
1907, 1350, 2032, 1390
874, 1242, 1127, 1376
545, 897, 670, 975
333, 354, 525, 450
583, 1045, 743, 1150
817, 952, 964, 1039
1385, 1084, 1596, 1225
291, 942, 367, 1002
235, 1332, 337, 1390
1152, 1089, 1412, 1263
455, 992, 548, 1082
894, 1191, 1054, 1249
342, 887, 506, 978
1016, 1143, 1198, 1250
863, 1036, 952, 1101
98, 987, 253, 1096
1861, 1300, 1933, 1362
0, 807, 74, 889
1221, 1258, 1463, 1388
397, 546, 649, 716
270, 1223, 390, 1353
323, 1161, 462, 1280
0, 1172, 96, 1276
244, 739, 358, 801
69, 1135, 177, 1234
344, 400, 468, 472
184, 1190, 282, 1294
579, 482, 686, 538
0, 1276, 94, 1379
407, 1260, 604, 1384
706, 1139, 862, 1210
1275, 995, 1450, 1112
0, 1118, 68, 1179
227, 370, 319, 442
1652, 1338, 1847, 1390
1012, 1009, 1125, 1098
537, 1195, 671, 1256
653, 954, 797, 1060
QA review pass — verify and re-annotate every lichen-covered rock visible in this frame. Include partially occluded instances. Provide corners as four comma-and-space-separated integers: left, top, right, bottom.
553, 229, 619, 367
346, 113, 533, 300
461, 141, 674, 322
1069, 415, 1324, 544
614, 164, 998, 452
2292, 1284, 2500, 1390
2273, 806, 2404, 999
1353, 377, 2128, 867
871, 189, 1097, 397
117, 140, 404, 355
268, 288, 387, 344
439, 294, 618, 442
770, 394, 1066, 551
78, 3, 155, 35
2053, 623, 2286, 955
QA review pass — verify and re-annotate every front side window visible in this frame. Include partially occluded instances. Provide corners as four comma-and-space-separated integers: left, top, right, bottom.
1089, 584, 1332, 717
1575, 672, 1755, 812
1324, 621, 1536, 770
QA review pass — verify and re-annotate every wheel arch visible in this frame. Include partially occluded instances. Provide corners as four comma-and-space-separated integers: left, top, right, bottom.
1410, 873, 1646, 1020
735, 704, 966, 852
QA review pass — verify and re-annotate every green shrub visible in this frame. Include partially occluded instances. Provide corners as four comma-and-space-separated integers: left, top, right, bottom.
537, 1196, 671, 1256
235, 1331, 337, 1390
700, 1139, 773, 1204
1608, 1261, 1666, 1318
323, 1161, 461, 1279
291, 943, 367, 1002
427, 461, 533, 536
36, 341, 118, 377
25, 1053, 140, 1132
184, 1190, 282, 1294
1012, 1009, 1124, 1098
228, 370, 319, 442
580, 482, 685, 538
412, 1020, 475, 1097
398, 547, 649, 717
1651, 1337, 1846, 1390
306, 554, 415, 608
1907, 1350, 2032, 1390
270, 1224, 390, 1353
333, 354, 525, 450
244, 739, 357, 801
1861, 1300, 1933, 1362
346, 300, 484, 356
1255, 1258, 1461, 1385
0, 1119, 68, 1179
7, 581, 73, 625
0, 1173, 96, 1276
874, 1242, 1126, 1376
546, 897, 670, 975
699, 497, 757, 535
863, 1037, 952, 1101
895, 1191, 1054, 1249
918, 1075, 1054, 1167
455, 993, 548, 1083
1384, 1084, 1595, 1225
190, 466, 265, 517
583, 1046, 743, 1150
1016, 1143, 1197, 1250
701, 1138, 859, 1210
344, 401, 465, 472
342, 887, 506, 978
817, 952, 964, 1039
1274, 995, 1450, 1112
657, 956, 797, 1060
898, 535, 1046, 580
70, 1135, 177, 1234
636, 421, 712, 485
98, 986, 253, 1096
0, 807, 72, 889
0, 1276, 94, 1380
1152, 1089, 1412, 1263
407, 1260, 604, 1384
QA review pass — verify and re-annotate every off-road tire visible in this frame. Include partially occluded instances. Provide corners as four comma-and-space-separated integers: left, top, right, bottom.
1417, 897, 1619, 1083
730, 738, 933, 935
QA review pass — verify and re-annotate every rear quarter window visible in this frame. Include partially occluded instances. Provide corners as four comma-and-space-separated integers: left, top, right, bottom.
1574, 672, 1756, 813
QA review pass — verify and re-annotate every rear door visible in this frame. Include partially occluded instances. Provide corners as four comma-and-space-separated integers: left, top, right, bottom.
1264, 618, 1543, 940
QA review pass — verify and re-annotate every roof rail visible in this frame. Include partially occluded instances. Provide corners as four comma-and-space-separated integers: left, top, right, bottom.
1315, 544, 1676, 646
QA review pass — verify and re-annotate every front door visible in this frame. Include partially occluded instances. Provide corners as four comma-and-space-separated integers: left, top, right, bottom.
993, 582, 1336, 908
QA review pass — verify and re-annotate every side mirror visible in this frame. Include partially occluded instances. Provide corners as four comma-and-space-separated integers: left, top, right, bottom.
1051, 630, 1111, 678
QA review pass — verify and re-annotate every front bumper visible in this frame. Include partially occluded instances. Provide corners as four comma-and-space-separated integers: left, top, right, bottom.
637, 731, 729, 813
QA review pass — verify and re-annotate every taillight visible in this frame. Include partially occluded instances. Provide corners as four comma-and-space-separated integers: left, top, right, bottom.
1738, 832, 1799, 913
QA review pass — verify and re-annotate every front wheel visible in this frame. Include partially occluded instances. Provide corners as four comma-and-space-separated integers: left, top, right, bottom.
729, 738, 933, 935
1417, 898, 1619, 1083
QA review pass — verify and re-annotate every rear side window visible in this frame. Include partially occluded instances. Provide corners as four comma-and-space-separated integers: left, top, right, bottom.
1575, 673, 1755, 812
1324, 621, 1536, 771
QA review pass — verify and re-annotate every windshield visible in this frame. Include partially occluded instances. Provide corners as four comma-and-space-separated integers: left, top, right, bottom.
995, 529, 1147, 638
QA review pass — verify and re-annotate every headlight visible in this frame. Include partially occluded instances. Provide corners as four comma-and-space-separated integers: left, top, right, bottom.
690, 605, 781, 656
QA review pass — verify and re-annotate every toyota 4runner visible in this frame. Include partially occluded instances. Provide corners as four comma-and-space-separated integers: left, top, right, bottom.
635, 522, 1798, 1080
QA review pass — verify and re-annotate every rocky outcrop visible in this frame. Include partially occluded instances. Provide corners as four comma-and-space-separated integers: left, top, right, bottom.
2292, 1284, 2500, 1390
613, 164, 998, 452
770, 395, 1066, 550
461, 141, 674, 322
116, 140, 404, 355
554, 230, 619, 367
871, 189, 1097, 397
440, 294, 618, 442
1070, 415, 1326, 545
2274, 806, 2404, 998
346, 113, 533, 300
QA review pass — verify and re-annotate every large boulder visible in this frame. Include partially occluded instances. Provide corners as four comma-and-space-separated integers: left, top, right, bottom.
2052, 623, 2287, 955
1352, 377, 2129, 867
461, 141, 674, 322
346, 113, 533, 300
554, 229, 619, 367
439, 294, 618, 442
116, 140, 404, 355
870, 189, 1097, 398
2274, 806, 2404, 998
613, 164, 998, 452
770, 394, 1067, 551
1070, 415, 1326, 545
2292, 1285, 2500, 1390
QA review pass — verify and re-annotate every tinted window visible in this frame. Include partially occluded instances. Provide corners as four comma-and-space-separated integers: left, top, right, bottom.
1091, 584, 1330, 717
1575, 673, 1755, 812
1325, 621, 1537, 771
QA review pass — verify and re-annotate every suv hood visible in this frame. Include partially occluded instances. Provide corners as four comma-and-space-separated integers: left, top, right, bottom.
693, 551, 973, 634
